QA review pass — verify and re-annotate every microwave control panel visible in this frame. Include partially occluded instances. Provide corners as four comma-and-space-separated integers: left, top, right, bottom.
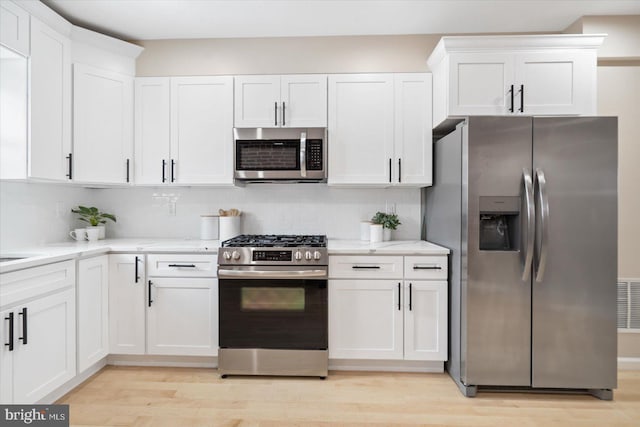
306, 140, 323, 171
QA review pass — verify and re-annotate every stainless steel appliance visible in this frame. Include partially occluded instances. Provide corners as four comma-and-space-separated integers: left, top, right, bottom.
424, 116, 617, 400
217, 234, 328, 378
234, 128, 326, 182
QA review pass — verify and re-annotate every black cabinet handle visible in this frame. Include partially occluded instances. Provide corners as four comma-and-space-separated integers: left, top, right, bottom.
409, 283, 412, 311
509, 84, 514, 113
274, 102, 278, 126
398, 158, 402, 183
4, 312, 14, 351
66, 153, 73, 180
519, 84, 524, 113
162, 160, 166, 183
397, 283, 401, 311
18, 307, 27, 345
135, 256, 140, 283
148, 280, 153, 307
168, 264, 196, 268
352, 265, 381, 269
282, 102, 286, 126
126, 158, 130, 183
171, 159, 176, 182
413, 266, 442, 270
389, 158, 392, 183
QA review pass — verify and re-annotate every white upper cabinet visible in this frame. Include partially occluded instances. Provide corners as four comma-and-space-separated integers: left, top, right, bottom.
328, 73, 432, 187
171, 76, 234, 185
134, 77, 171, 184
234, 74, 327, 128
0, 1, 29, 56
29, 17, 72, 181
428, 35, 605, 127
73, 63, 134, 184
135, 76, 234, 185
394, 74, 432, 186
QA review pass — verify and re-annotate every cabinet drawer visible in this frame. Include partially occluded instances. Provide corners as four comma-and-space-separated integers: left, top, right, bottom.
147, 254, 217, 277
404, 256, 448, 280
329, 256, 403, 279
0, 260, 75, 308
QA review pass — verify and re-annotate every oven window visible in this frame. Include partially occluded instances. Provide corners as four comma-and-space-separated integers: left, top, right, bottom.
242, 287, 305, 311
236, 140, 300, 170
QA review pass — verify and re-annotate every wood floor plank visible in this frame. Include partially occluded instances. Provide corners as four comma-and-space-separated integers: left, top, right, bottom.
57, 367, 640, 426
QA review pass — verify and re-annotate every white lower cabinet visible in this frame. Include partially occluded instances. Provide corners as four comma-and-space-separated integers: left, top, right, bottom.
329, 280, 403, 359
328, 255, 448, 363
77, 256, 109, 373
0, 261, 76, 404
147, 277, 217, 356
108, 254, 145, 355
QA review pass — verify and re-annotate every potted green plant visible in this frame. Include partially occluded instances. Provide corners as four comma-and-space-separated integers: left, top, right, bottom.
71, 206, 116, 240
371, 211, 401, 241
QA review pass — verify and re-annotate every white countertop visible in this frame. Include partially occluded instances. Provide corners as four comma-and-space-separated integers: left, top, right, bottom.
1, 238, 449, 274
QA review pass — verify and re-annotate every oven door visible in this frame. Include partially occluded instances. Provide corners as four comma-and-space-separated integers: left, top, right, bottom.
218, 266, 328, 350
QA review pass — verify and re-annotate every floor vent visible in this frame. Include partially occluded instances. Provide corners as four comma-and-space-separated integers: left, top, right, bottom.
618, 279, 640, 330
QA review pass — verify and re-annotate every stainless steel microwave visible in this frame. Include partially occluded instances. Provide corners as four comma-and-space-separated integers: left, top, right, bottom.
233, 128, 327, 182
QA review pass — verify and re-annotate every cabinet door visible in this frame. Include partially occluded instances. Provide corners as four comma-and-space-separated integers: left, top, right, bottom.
394, 73, 432, 186
0, 307, 14, 403
328, 74, 394, 186
134, 77, 170, 184
77, 256, 109, 373
108, 254, 145, 355
12, 289, 76, 404
328, 279, 403, 360
515, 51, 596, 115
234, 75, 280, 127
449, 53, 515, 116
171, 76, 234, 185
73, 63, 133, 184
280, 75, 327, 127
147, 277, 217, 356
29, 18, 71, 181
0, 1, 29, 56
403, 281, 447, 361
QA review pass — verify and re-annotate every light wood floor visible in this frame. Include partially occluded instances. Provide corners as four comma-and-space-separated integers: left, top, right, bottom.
58, 367, 640, 426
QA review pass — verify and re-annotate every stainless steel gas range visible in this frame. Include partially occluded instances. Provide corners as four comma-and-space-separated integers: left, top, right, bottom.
217, 235, 328, 379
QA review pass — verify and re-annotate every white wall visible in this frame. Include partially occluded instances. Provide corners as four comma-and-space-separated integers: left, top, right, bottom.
93, 185, 421, 241
0, 181, 97, 249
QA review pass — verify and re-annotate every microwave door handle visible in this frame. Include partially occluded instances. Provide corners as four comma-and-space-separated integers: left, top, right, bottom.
300, 132, 307, 178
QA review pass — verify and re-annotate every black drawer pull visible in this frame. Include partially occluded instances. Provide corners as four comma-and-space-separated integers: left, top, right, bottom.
148, 280, 153, 307
413, 266, 442, 270
168, 264, 196, 268
352, 266, 381, 269
4, 312, 14, 351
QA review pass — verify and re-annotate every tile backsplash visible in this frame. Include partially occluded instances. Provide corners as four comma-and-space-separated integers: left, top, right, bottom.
1, 181, 421, 249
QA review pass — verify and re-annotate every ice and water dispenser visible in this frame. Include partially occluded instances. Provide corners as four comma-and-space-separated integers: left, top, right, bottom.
478, 196, 520, 251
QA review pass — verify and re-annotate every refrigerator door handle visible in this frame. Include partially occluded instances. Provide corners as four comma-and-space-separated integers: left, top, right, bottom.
535, 168, 549, 283
521, 168, 535, 281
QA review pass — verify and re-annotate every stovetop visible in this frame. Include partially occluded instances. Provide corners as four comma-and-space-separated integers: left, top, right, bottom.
222, 234, 327, 248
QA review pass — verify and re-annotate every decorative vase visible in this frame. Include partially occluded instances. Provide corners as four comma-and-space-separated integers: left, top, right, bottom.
85, 226, 100, 242
370, 224, 383, 243
383, 228, 391, 241
97, 224, 106, 239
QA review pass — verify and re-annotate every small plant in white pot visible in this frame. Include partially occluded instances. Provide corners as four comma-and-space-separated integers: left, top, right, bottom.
71, 206, 116, 240
371, 212, 401, 241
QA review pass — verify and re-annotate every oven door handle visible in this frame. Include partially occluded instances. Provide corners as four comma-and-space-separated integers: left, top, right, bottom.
218, 269, 327, 279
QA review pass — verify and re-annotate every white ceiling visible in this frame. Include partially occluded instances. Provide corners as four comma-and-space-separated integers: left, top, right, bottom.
43, 0, 640, 41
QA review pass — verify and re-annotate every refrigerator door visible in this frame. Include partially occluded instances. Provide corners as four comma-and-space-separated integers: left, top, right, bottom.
463, 116, 533, 386
531, 117, 617, 389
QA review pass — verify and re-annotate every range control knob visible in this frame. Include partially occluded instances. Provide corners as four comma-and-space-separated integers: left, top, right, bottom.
305, 251, 313, 260
313, 251, 322, 261
223, 251, 232, 260
294, 251, 303, 261
232, 251, 241, 260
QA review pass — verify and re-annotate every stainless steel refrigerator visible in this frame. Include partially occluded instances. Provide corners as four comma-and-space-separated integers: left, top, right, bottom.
424, 116, 617, 400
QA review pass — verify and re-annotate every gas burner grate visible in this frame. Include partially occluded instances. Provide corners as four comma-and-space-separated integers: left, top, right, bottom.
222, 234, 327, 248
